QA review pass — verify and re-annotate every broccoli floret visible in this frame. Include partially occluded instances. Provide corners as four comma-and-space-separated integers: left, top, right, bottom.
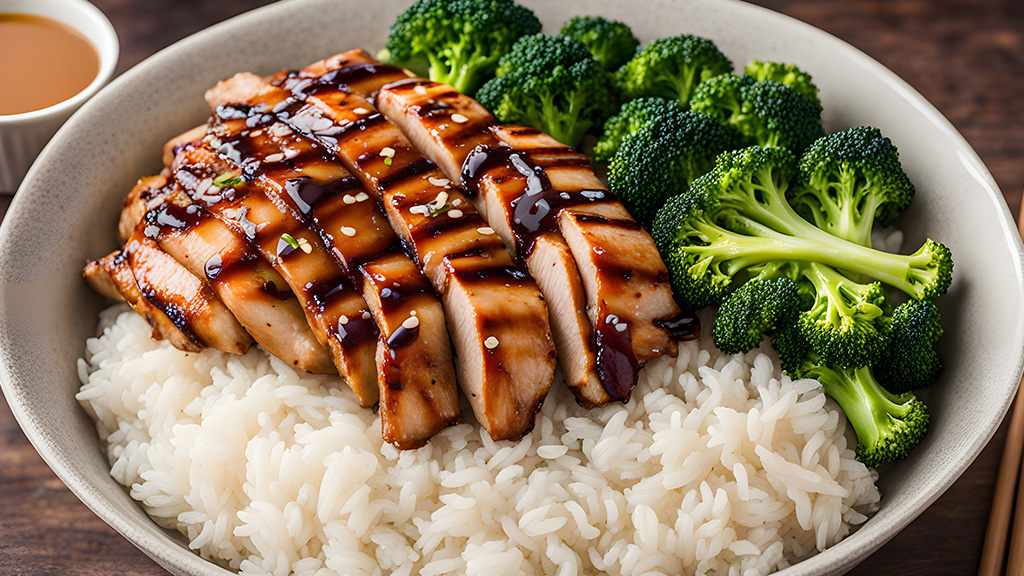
690, 75, 825, 153
773, 322, 929, 468
651, 146, 952, 310
560, 15, 639, 71
615, 34, 733, 107
592, 97, 684, 162
792, 126, 915, 247
875, 299, 944, 393
796, 262, 889, 369
380, 0, 541, 95
712, 275, 801, 354
708, 257, 890, 368
744, 60, 822, 110
608, 110, 732, 227
476, 34, 616, 147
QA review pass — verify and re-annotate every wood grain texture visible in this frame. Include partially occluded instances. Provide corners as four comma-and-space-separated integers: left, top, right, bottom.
0, 0, 1021, 574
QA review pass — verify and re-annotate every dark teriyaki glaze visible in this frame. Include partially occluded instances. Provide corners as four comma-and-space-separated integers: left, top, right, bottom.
385, 323, 420, 350
377, 281, 435, 314
302, 62, 408, 95
461, 145, 611, 260
126, 237, 205, 348
142, 189, 268, 294
656, 311, 701, 341
284, 176, 361, 217
594, 314, 638, 401
377, 157, 435, 190
336, 313, 377, 348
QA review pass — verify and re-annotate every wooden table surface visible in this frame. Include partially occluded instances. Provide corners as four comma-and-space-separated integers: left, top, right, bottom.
1, 0, 1022, 574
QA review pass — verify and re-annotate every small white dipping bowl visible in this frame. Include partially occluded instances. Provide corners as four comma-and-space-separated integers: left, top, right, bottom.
0, 0, 118, 193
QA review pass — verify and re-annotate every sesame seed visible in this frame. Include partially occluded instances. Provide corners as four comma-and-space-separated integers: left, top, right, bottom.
410, 204, 431, 216
264, 153, 284, 163
615, 323, 627, 332
339, 315, 349, 325
453, 199, 462, 206
343, 195, 356, 205
448, 209, 463, 218
362, 311, 371, 319
353, 107, 369, 115
451, 113, 469, 124
355, 192, 369, 202
477, 226, 495, 235
250, 129, 263, 137
434, 191, 449, 205
428, 176, 450, 187
414, 85, 428, 95
270, 124, 292, 137
484, 336, 499, 349
341, 226, 357, 237
410, 310, 418, 316
298, 239, 312, 254
402, 316, 420, 330
380, 147, 396, 158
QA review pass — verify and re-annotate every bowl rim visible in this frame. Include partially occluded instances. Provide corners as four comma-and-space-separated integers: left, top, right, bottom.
1, 0, 1022, 575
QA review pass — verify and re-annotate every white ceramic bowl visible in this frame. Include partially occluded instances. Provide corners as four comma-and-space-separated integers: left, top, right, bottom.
0, 0, 119, 192
1, 0, 1022, 574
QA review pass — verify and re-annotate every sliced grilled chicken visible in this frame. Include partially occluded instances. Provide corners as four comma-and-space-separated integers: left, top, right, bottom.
491, 124, 695, 359
376, 78, 697, 403
84, 249, 200, 351
200, 84, 460, 448
282, 49, 408, 98
377, 81, 607, 405
84, 226, 251, 355
216, 72, 556, 440
171, 140, 379, 406
132, 177, 337, 374
162, 124, 207, 168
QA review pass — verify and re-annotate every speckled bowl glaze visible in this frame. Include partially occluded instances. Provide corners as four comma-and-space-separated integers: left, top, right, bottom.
1, 1, 1022, 574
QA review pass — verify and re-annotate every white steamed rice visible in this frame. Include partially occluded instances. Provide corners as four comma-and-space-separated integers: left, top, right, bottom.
77, 306, 880, 576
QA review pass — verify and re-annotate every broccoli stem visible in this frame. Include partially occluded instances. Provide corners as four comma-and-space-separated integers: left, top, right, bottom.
811, 364, 915, 448
685, 206, 940, 300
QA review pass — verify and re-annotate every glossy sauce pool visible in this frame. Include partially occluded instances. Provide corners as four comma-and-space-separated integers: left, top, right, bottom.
0, 13, 100, 115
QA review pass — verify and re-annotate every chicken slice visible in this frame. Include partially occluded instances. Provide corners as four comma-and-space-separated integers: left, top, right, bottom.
84, 249, 200, 351
84, 225, 251, 355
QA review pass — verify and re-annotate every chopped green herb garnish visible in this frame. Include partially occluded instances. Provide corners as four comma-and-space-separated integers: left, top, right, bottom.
213, 172, 244, 188
430, 204, 453, 217
280, 233, 300, 249
384, 157, 393, 166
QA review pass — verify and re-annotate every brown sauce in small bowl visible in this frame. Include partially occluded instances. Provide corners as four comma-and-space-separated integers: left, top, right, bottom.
0, 13, 100, 115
